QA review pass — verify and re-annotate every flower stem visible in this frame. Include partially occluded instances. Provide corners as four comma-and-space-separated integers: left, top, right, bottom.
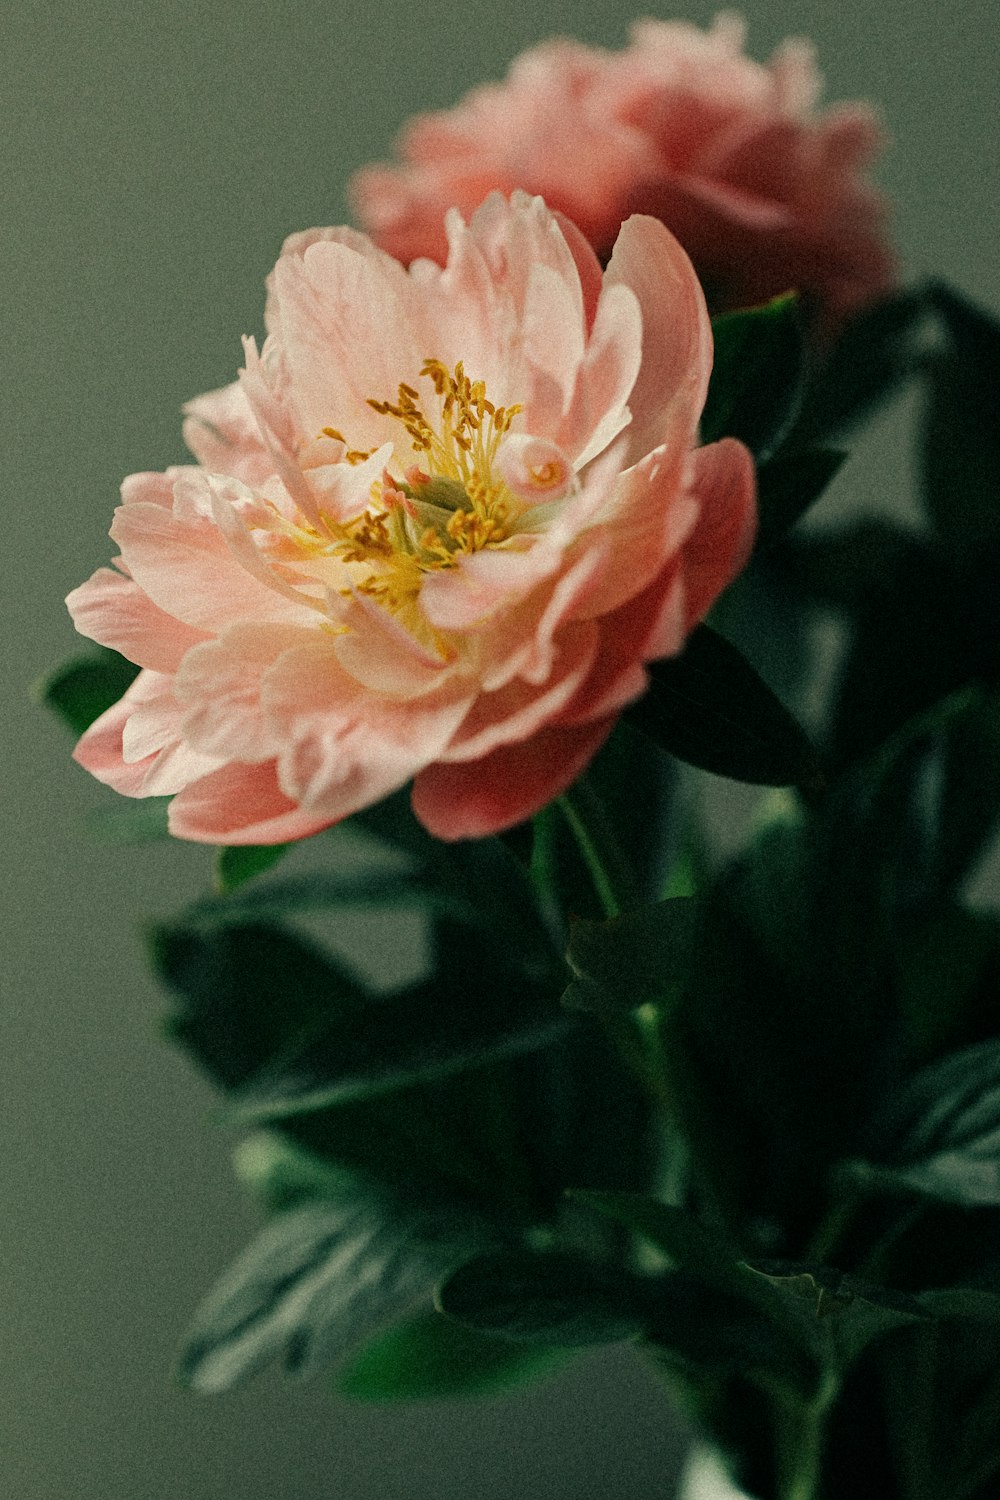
557, 774, 636, 918
557, 776, 674, 1121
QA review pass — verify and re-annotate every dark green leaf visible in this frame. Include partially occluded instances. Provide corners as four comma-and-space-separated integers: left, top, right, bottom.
436, 1249, 645, 1346
178, 1178, 487, 1392
570, 1191, 741, 1288
744, 1261, 928, 1366
922, 282, 1000, 558
626, 624, 823, 790
36, 647, 139, 735
753, 448, 846, 553
919, 1288, 1000, 1324
702, 294, 805, 461
232, 1132, 355, 1215
571, 1194, 821, 1383
795, 289, 928, 444
154, 920, 368, 1090
225, 918, 571, 1119
562, 898, 698, 1012
214, 842, 292, 893
339, 1307, 574, 1400
855, 1039, 1000, 1205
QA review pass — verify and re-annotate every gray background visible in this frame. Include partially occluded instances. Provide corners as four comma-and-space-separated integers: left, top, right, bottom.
3, 1, 998, 1495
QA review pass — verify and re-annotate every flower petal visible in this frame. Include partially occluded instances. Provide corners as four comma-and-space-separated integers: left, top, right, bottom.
412, 713, 618, 840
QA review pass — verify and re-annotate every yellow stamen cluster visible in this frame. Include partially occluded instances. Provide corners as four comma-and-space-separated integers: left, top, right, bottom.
300, 362, 529, 635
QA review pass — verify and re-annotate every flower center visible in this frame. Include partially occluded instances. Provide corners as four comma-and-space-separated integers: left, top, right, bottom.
320, 361, 525, 606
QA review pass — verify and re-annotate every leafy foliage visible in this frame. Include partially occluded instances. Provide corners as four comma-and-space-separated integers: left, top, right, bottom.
626, 624, 824, 790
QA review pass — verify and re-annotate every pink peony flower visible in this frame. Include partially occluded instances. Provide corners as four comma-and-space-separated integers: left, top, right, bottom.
351, 15, 895, 338
67, 192, 755, 845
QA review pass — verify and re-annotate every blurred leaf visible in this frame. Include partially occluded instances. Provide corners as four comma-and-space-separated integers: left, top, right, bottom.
626, 624, 823, 790
154, 919, 368, 1091
702, 294, 805, 461
895, 906, 1000, 1058
853, 1039, 1000, 1206
918, 1288, 1000, 1323
339, 1306, 574, 1400
743, 1261, 927, 1366
214, 842, 291, 893
779, 519, 931, 614
562, 898, 698, 1012
232, 1132, 354, 1215
795, 289, 928, 444
570, 1191, 740, 1287
225, 917, 571, 1119
36, 647, 139, 735
436, 1249, 645, 1346
753, 448, 846, 553
178, 1177, 487, 1392
936, 686, 1000, 892
922, 282, 1000, 560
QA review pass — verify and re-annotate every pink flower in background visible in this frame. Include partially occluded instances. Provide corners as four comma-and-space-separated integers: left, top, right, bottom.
352, 14, 895, 338
67, 193, 755, 846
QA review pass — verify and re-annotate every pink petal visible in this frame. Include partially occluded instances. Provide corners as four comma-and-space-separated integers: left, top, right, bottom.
440, 619, 598, 763
601, 215, 713, 465
111, 479, 317, 634
181, 380, 277, 488
173, 622, 315, 763
412, 713, 617, 840
67, 566, 209, 673
681, 438, 758, 627
167, 760, 335, 845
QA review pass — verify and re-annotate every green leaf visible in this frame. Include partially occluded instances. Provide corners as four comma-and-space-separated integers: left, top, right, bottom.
570, 1194, 820, 1385
154, 920, 369, 1090
921, 282, 1000, 559
854, 1039, 1000, 1206
562, 898, 698, 1012
753, 448, 846, 553
436, 1249, 645, 1346
225, 918, 571, 1119
894, 906, 1000, 1058
339, 1307, 574, 1400
743, 1260, 928, 1366
232, 1132, 353, 1215
795, 289, 928, 444
214, 842, 292, 893
36, 648, 140, 734
626, 623, 823, 790
702, 294, 805, 461
570, 1192, 741, 1287
919, 1288, 1000, 1323
177, 1177, 487, 1392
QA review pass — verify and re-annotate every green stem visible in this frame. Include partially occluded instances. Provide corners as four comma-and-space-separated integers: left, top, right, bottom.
557, 776, 673, 1121
783, 1366, 840, 1500
558, 774, 636, 918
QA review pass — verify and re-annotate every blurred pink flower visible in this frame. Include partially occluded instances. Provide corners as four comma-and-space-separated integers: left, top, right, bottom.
352, 14, 895, 337
67, 192, 755, 845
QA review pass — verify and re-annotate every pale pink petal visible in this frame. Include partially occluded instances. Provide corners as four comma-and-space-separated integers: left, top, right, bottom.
111, 481, 317, 634
268, 239, 425, 450
67, 566, 209, 673
173, 622, 316, 762
680, 438, 758, 627
333, 589, 457, 697
440, 620, 598, 763
602, 215, 712, 466
412, 713, 618, 840
167, 760, 335, 845
182, 380, 276, 488
263, 640, 472, 818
